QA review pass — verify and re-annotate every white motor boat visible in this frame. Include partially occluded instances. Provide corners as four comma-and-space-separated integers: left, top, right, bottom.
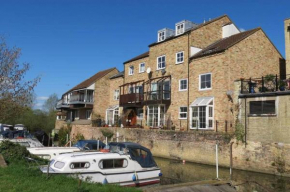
28, 140, 106, 160
41, 142, 162, 187
0, 138, 44, 148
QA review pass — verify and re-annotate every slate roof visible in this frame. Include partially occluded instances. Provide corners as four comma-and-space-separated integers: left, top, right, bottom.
191, 28, 260, 59
123, 51, 149, 64
110, 71, 124, 79
63, 67, 116, 95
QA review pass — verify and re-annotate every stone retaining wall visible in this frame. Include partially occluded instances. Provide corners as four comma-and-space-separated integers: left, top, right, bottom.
71, 125, 290, 177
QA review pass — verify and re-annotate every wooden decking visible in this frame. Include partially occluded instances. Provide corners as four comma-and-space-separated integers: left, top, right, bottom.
143, 180, 236, 192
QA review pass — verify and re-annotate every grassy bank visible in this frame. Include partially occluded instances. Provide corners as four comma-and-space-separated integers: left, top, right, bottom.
0, 162, 141, 192
0, 141, 140, 192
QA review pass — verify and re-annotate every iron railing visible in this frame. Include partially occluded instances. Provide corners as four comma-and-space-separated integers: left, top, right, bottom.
240, 74, 290, 94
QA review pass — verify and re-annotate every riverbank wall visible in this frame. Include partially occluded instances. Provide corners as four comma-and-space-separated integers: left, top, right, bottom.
71, 125, 290, 177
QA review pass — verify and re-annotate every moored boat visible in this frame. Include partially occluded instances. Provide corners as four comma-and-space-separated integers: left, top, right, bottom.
40, 142, 161, 186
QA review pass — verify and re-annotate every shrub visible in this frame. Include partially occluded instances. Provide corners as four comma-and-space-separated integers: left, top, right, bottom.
100, 128, 114, 139
73, 132, 85, 143
235, 122, 245, 143
58, 124, 72, 146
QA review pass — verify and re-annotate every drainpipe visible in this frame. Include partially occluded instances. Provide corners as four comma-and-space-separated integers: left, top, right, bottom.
244, 98, 247, 147
230, 142, 234, 181
187, 32, 190, 131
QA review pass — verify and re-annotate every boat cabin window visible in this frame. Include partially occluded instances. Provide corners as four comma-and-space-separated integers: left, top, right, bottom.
130, 148, 148, 159
70, 162, 90, 169
99, 159, 128, 169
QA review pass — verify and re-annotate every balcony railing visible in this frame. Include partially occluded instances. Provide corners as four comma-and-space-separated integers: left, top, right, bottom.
56, 100, 69, 109
146, 90, 171, 101
240, 74, 290, 94
69, 94, 94, 104
120, 93, 143, 105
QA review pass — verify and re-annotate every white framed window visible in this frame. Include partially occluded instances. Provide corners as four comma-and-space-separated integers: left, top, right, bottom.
158, 31, 165, 42
176, 23, 184, 35
139, 63, 145, 73
190, 97, 214, 129
176, 51, 184, 64
86, 110, 91, 119
147, 105, 165, 127
179, 107, 187, 119
199, 73, 212, 90
179, 79, 188, 91
128, 66, 134, 75
74, 110, 79, 119
114, 89, 120, 100
157, 55, 166, 70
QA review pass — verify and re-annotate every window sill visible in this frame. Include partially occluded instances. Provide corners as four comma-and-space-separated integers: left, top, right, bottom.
199, 88, 212, 91
139, 71, 145, 73
128, 74, 133, 76
156, 68, 166, 71
248, 114, 277, 117
189, 128, 214, 130
179, 89, 188, 92
176, 62, 184, 65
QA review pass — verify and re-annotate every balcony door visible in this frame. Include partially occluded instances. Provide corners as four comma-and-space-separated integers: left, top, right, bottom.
147, 105, 165, 127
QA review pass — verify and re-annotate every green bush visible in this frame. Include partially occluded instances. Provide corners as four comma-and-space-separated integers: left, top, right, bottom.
73, 133, 85, 144
58, 124, 72, 146
101, 128, 114, 139
235, 122, 245, 143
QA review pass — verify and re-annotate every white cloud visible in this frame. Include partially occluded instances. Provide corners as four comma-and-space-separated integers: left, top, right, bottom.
239, 28, 246, 32
35, 103, 43, 107
37, 96, 49, 101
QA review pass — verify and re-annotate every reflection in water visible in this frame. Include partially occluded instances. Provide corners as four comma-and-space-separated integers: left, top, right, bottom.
155, 157, 290, 192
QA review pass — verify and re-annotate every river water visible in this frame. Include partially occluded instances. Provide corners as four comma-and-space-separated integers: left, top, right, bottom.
154, 157, 290, 192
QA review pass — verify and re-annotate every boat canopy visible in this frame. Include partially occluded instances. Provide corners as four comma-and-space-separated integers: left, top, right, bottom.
109, 142, 157, 168
73, 140, 106, 150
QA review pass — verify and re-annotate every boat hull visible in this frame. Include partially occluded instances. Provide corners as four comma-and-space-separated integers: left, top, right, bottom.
41, 166, 160, 186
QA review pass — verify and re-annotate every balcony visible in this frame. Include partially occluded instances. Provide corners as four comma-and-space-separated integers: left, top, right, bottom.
144, 90, 171, 105
69, 94, 94, 104
56, 100, 69, 109
239, 74, 290, 97
120, 93, 143, 106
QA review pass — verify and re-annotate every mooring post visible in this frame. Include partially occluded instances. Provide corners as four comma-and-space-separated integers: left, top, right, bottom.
216, 140, 219, 180
97, 140, 99, 151
230, 142, 234, 181
106, 137, 108, 145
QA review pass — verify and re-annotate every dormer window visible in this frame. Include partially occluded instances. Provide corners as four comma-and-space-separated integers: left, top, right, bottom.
158, 31, 165, 42
176, 23, 184, 35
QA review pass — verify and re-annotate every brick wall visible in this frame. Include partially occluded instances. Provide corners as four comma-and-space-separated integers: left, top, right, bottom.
71, 125, 290, 177
285, 19, 290, 74
93, 69, 119, 119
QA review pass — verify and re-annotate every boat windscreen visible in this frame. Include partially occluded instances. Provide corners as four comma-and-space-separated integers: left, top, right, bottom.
128, 147, 157, 168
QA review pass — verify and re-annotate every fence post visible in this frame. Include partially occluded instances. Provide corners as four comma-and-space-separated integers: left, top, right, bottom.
262, 76, 264, 92
216, 120, 218, 132
276, 74, 278, 91
225, 120, 228, 133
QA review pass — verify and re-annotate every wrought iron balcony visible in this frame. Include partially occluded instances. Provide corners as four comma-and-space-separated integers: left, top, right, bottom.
56, 100, 69, 109
68, 94, 94, 104
144, 90, 171, 105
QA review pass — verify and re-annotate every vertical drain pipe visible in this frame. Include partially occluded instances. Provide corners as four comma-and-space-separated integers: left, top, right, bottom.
244, 98, 247, 147
216, 141, 219, 179
230, 142, 234, 181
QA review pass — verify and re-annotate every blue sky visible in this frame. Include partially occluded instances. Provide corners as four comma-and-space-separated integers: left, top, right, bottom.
0, 0, 289, 109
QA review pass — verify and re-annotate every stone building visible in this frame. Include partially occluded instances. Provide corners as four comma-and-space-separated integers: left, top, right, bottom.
55, 68, 123, 129
286, 18, 290, 74
119, 15, 284, 131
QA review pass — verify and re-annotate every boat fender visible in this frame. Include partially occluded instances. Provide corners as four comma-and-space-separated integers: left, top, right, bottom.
158, 173, 163, 177
103, 178, 108, 184
132, 173, 138, 181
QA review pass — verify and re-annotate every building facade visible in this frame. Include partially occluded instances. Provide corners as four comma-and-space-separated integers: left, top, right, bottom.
285, 18, 290, 74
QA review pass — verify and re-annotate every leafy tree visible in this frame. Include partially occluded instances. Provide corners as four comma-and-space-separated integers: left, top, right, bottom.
42, 93, 58, 113
0, 37, 40, 123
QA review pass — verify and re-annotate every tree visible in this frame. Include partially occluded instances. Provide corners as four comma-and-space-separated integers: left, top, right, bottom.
42, 93, 58, 113
0, 37, 40, 123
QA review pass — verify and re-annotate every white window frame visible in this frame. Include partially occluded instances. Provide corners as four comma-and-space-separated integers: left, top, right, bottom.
86, 110, 92, 119
105, 107, 119, 126
190, 98, 214, 130
114, 89, 120, 100
128, 66, 134, 75
199, 73, 212, 91
179, 79, 188, 91
176, 51, 184, 64
158, 31, 165, 42
179, 106, 187, 119
137, 108, 144, 119
176, 23, 184, 35
157, 55, 166, 70
147, 105, 166, 127
139, 63, 145, 73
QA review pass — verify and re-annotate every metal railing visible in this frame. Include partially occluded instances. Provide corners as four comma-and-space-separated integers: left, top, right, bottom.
146, 90, 171, 101
240, 74, 290, 94
119, 93, 144, 105
69, 94, 94, 103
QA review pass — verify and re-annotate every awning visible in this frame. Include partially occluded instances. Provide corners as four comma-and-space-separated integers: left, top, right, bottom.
190, 97, 214, 106
106, 105, 119, 111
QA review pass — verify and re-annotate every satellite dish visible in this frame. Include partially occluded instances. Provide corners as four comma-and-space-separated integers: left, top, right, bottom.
146, 67, 151, 74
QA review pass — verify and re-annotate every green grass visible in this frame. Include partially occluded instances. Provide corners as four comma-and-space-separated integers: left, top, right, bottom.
0, 162, 141, 192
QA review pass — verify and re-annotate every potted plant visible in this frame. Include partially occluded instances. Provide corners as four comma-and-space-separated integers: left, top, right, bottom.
278, 80, 286, 91
264, 74, 275, 83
